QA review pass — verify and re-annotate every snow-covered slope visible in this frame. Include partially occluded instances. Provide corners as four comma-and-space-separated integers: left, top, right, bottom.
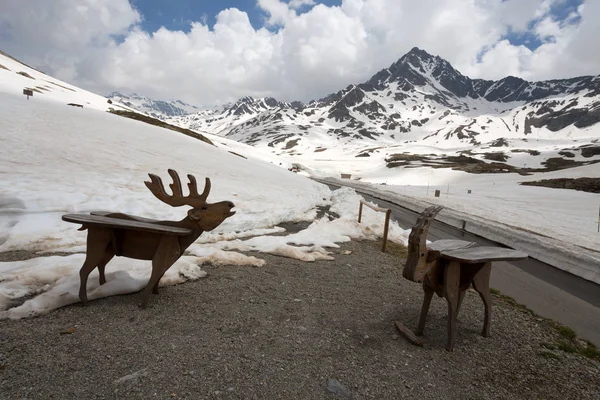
2, 91, 413, 318
0, 50, 134, 112
107, 92, 201, 120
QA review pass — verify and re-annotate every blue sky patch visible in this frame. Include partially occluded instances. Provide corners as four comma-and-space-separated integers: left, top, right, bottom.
129, 0, 341, 33
503, 0, 583, 50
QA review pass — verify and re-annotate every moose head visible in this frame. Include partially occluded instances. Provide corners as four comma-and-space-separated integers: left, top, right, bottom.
145, 169, 236, 232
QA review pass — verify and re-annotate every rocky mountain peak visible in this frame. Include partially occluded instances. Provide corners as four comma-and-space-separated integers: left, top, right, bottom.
224, 95, 287, 116
106, 92, 199, 119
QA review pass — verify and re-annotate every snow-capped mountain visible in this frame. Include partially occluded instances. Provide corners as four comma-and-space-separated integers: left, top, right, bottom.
171, 96, 295, 134
107, 92, 200, 120
166, 47, 600, 174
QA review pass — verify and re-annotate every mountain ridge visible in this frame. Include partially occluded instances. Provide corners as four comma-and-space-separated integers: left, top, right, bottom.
160, 47, 599, 176
106, 91, 200, 120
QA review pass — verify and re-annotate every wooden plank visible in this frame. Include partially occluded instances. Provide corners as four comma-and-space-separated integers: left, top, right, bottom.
428, 239, 476, 253
91, 211, 161, 224
62, 213, 192, 235
440, 246, 528, 263
395, 321, 424, 347
359, 200, 389, 214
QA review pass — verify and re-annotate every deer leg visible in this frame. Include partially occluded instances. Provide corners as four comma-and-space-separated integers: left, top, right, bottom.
97, 247, 115, 286
79, 228, 111, 303
140, 236, 180, 308
416, 278, 435, 336
472, 262, 493, 337
444, 261, 461, 352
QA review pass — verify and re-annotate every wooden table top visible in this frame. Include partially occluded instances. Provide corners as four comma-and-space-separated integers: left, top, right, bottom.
62, 213, 192, 235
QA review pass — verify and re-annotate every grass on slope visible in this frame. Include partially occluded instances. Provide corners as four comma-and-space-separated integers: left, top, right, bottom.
108, 109, 214, 146
520, 177, 600, 194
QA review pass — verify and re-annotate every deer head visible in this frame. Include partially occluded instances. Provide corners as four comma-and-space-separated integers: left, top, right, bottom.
145, 169, 235, 231
403, 205, 443, 282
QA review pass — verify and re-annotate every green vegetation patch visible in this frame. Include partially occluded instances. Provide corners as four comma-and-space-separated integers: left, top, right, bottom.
108, 109, 214, 146
228, 151, 247, 159
511, 149, 540, 156
520, 177, 600, 193
24, 87, 44, 94
491, 288, 600, 361
581, 145, 600, 158
382, 240, 408, 258
44, 80, 76, 92
17, 71, 35, 79
483, 152, 509, 162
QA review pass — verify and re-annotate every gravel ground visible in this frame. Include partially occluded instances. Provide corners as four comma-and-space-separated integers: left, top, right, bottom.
1, 239, 599, 400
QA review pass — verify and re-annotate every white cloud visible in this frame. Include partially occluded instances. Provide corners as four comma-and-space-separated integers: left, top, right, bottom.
0, 0, 140, 82
288, 0, 317, 10
0, 0, 598, 105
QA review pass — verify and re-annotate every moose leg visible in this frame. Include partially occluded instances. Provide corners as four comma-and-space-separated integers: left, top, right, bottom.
416, 279, 434, 336
97, 247, 115, 285
152, 262, 175, 294
152, 270, 168, 294
79, 228, 112, 303
140, 235, 180, 308
472, 262, 493, 337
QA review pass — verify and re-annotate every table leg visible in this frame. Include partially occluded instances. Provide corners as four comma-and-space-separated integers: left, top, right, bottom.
472, 261, 492, 337
444, 261, 461, 351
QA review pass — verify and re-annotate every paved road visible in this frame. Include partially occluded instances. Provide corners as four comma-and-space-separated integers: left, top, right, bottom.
326, 182, 600, 346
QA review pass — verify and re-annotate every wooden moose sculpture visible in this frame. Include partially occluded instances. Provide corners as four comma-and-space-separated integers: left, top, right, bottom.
62, 169, 235, 308
401, 206, 527, 351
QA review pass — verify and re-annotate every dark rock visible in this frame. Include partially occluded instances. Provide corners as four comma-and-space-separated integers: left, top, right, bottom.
325, 379, 352, 399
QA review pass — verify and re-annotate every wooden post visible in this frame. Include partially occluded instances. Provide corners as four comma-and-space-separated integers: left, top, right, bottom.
382, 209, 391, 252
357, 200, 392, 253
358, 201, 363, 223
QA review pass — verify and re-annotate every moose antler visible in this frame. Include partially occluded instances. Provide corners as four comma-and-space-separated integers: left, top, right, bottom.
145, 169, 211, 208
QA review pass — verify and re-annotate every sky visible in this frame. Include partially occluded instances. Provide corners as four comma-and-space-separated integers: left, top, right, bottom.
0, 0, 598, 106
0, 55, 598, 318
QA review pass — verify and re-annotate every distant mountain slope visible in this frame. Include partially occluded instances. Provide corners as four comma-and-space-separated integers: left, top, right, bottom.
166, 47, 600, 175
107, 92, 200, 120
171, 96, 294, 134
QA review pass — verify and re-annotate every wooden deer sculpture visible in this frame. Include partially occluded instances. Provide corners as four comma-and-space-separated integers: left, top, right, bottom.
401, 205, 527, 351
62, 169, 235, 308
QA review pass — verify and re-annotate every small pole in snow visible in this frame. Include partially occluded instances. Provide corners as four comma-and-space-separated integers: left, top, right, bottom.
447, 184, 450, 198
426, 182, 429, 196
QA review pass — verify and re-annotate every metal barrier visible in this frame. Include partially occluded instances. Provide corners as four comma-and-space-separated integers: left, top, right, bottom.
358, 199, 392, 252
